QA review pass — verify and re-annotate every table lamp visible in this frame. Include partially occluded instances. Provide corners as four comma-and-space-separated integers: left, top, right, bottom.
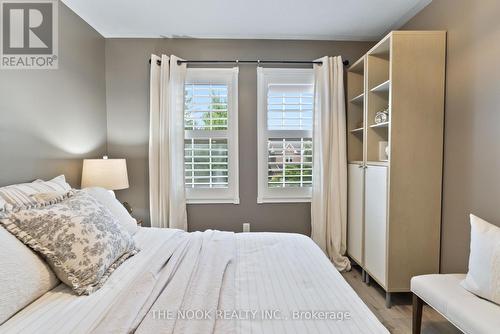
81, 156, 132, 213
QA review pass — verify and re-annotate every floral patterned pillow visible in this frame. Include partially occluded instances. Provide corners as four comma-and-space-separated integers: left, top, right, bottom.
0, 190, 139, 295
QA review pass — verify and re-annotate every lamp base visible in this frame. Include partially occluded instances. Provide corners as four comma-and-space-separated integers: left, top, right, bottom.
122, 202, 133, 214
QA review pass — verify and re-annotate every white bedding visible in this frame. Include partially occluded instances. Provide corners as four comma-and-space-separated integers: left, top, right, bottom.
1, 228, 388, 334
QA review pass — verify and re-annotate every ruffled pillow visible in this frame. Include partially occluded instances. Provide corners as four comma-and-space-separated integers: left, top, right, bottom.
0, 175, 71, 212
0, 191, 139, 295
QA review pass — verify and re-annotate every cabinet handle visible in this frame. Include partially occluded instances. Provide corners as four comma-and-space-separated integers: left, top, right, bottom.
358, 165, 363, 169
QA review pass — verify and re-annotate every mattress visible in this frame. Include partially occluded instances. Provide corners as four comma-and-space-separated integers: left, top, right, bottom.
0, 228, 388, 334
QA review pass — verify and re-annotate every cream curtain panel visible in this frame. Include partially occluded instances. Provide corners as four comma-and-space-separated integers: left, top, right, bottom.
149, 54, 187, 230
311, 56, 350, 271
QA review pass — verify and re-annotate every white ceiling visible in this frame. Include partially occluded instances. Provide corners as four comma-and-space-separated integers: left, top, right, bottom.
62, 0, 431, 40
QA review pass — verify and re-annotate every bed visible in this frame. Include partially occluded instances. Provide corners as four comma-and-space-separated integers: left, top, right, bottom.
1, 227, 388, 334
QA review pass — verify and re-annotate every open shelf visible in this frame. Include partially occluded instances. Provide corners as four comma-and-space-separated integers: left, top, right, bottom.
347, 56, 366, 163
349, 93, 364, 104
348, 57, 365, 74
350, 127, 364, 134
370, 80, 390, 93
370, 122, 389, 129
366, 54, 390, 163
368, 33, 391, 59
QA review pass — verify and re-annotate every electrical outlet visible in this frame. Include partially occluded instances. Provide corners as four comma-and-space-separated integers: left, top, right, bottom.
243, 223, 250, 233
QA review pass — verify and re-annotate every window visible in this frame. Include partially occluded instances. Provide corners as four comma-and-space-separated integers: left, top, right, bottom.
257, 68, 314, 203
184, 68, 239, 204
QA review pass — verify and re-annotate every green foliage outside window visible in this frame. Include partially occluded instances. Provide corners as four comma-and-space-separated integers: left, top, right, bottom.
184, 90, 228, 130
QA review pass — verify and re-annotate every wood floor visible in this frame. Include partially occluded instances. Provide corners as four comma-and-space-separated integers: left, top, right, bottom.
341, 266, 462, 334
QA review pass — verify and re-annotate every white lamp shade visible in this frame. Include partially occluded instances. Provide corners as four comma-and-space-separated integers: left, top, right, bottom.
81, 158, 129, 190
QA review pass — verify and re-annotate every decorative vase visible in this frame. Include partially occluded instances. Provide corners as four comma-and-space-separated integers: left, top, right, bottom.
374, 107, 389, 124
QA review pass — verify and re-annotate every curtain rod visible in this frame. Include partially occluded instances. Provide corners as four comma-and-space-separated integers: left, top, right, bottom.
149, 59, 349, 66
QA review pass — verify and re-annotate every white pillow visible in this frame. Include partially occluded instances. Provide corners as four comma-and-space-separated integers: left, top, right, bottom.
0, 227, 59, 324
83, 187, 138, 235
461, 214, 500, 304
0, 175, 71, 212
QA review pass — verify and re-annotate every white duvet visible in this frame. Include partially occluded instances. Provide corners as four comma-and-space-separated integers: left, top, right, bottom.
1, 228, 388, 334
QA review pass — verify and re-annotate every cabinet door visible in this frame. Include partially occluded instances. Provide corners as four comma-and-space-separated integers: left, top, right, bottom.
364, 165, 388, 287
347, 164, 364, 265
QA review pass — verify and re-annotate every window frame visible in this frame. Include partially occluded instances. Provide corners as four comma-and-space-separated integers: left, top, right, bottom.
257, 67, 314, 203
184, 67, 239, 204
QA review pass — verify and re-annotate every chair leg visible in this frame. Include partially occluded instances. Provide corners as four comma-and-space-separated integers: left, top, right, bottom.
412, 293, 423, 334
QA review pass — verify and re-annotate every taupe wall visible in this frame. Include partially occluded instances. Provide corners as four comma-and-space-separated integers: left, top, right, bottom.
0, 3, 107, 187
105, 39, 373, 233
402, 0, 500, 273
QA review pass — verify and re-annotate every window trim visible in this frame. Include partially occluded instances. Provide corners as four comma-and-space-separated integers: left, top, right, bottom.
257, 68, 314, 203
184, 68, 239, 204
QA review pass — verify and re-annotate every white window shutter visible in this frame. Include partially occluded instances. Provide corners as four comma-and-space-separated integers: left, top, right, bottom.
257, 68, 314, 203
183, 68, 239, 204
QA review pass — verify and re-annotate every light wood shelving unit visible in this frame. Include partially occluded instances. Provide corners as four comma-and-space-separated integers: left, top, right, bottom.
346, 31, 446, 308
